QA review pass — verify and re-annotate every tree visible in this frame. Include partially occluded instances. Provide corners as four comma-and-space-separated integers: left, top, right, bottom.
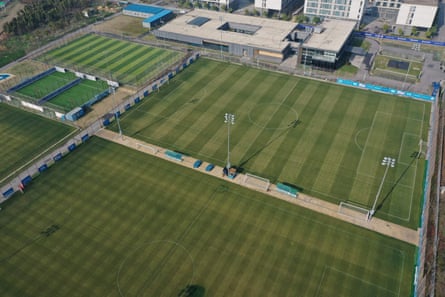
411, 26, 418, 36
312, 16, 321, 24
382, 23, 390, 33
398, 28, 404, 36
295, 14, 308, 23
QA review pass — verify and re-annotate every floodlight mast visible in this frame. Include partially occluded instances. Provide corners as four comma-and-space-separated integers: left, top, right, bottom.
110, 86, 122, 138
224, 113, 235, 169
369, 157, 396, 220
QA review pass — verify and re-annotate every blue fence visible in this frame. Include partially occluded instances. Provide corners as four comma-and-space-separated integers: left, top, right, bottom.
82, 89, 110, 108
354, 31, 445, 47
1, 123, 100, 200
7, 68, 56, 93
337, 78, 435, 101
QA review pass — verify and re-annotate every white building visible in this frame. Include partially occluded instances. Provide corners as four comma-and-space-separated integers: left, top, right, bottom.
199, 0, 234, 9
254, 0, 296, 12
396, 0, 438, 28
303, 0, 367, 22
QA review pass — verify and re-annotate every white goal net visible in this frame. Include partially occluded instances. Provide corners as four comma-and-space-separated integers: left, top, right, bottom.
338, 202, 370, 221
243, 173, 270, 191
136, 143, 159, 154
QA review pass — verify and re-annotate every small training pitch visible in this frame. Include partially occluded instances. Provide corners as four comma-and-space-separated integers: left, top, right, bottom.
38, 34, 184, 86
110, 58, 431, 229
0, 138, 416, 296
13, 71, 109, 111
373, 55, 423, 79
0, 103, 75, 181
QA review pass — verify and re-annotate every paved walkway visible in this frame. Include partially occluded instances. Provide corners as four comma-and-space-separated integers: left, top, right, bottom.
96, 129, 420, 246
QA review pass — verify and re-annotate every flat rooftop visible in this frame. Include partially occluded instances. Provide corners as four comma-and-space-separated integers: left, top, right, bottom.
156, 10, 298, 52
303, 19, 357, 53
403, 0, 438, 6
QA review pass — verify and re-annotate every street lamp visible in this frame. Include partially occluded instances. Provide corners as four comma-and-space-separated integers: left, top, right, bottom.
110, 86, 122, 138
224, 113, 235, 169
369, 157, 396, 220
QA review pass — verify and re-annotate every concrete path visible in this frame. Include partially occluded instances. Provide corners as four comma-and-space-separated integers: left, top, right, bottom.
96, 129, 420, 246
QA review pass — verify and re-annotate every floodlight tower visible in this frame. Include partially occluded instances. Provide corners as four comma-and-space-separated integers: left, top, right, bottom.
110, 86, 122, 138
224, 113, 235, 169
369, 156, 396, 220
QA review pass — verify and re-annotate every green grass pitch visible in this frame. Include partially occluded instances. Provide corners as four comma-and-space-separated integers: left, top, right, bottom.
110, 58, 430, 229
0, 137, 416, 296
47, 79, 109, 111
0, 103, 75, 182
39, 34, 184, 86
15, 71, 76, 100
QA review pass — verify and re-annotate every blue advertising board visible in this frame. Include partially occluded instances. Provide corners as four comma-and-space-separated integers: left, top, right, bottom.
337, 78, 435, 101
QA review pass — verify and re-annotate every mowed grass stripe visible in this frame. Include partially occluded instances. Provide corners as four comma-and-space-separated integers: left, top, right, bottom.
79, 41, 132, 69
249, 78, 311, 174
127, 62, 225, 142
88, 43, 142, 70
66, 38, 120, 65
227, 72, 292, 167
278, 82, 330, 183
211, 72, 292, 162
197, 67, 269, 158
111, 58, 429, 228
44, 34, 98, 59
106, 46, 154, 75
311, 88, 367, 187
329, 91, 378, 203
301, 87, 359, 192
249, 79, 323, 181
176, 67, 266, 153
185, 69, 271, 158
109, 46, 162, 74
156, 64, 246, 146
124, 51, 180, 82
0, 138, 415, 296
0, 104, 74, 180
51, 36, 115, 64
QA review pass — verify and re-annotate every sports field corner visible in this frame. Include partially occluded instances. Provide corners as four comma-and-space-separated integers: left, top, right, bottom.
96, 128, 419, 246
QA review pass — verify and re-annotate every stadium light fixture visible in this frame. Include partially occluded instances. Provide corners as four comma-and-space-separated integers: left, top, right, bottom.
110, 87, 123, 138
369, 157, 396, 220
224, 113, 235, 169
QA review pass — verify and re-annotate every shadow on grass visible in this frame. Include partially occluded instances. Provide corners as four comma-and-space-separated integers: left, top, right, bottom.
375, 152, 420, 214
178, 284, 205, 297
236, 119, 301, 172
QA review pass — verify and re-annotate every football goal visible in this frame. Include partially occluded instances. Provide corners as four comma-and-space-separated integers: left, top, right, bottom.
136, 143, 159, 154
338, 202, 370, 221
243, 173, 270, 191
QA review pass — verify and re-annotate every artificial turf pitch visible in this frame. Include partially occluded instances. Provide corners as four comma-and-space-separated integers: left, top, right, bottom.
0, 137, 416, 297
0, 103, 75, 181
14, 70, 110, 112
39, 34, 184, 86
110, 58, 431, 229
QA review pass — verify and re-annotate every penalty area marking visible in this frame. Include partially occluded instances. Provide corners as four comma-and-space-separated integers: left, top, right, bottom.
315, 265, 400, 297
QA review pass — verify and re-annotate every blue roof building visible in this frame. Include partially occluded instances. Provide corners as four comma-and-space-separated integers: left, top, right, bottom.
123, 4, 173, 29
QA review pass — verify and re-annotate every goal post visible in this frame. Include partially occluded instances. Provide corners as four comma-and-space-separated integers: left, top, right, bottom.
338, 202, 370, 221
243, 173, 270, 191
136, 143, 159, 154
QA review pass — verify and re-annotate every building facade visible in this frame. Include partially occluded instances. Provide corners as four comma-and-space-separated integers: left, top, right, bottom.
254, 0, 296, 12
367, 0, 438, 27
304, 0, 367, 22
396, 1, 438, 28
